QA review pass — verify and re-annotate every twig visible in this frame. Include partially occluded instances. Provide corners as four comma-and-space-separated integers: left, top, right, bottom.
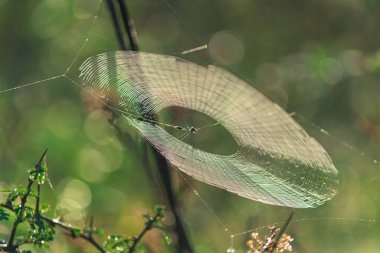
116, 0, 139, 51
35, 184, 41, 217
5, 149, 48, 251
152, 151, 193, 253
128, 211, 162, 253
1, 149, 106, 253
41, 216, 107, 253
269, 212, 294, 253
1, 150, 170, 253
6, 182, 32, 250
105, 0, 127, 50
36, 148, 48, 168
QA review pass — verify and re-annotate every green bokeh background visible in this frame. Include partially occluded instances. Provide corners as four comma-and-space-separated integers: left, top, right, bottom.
1, 0, 380, 252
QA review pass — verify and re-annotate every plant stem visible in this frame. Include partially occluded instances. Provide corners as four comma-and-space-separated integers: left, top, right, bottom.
269, 212, 294, 253
116, 0, 139, 51
41, 216, 107, 253
35, 184, 41, 217
2, 201, 106, 252
105, 0, 127, 50
5, 149, 48, 251
6, 178, 34, 251
105, 1, 193, 252
128, 212, 161, 253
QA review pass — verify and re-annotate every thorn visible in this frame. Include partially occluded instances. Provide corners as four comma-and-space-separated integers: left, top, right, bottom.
89, 215, 94, 229
36, 148, 48, 167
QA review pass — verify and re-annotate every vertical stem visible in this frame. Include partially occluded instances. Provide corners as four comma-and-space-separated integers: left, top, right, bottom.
128, 211, 161, 253
6, 179, 34, 251
116, 0, 139, 51
35, 184, 41, 217
269, 212, 294, 253
6, 149, 47, 251
106, 1, 193, 252
153, 151, 194, 253
106, 0, 127, 50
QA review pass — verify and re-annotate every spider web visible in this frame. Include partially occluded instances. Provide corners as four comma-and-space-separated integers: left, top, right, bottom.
79, 51, 339, 208
0, 1, 379, 252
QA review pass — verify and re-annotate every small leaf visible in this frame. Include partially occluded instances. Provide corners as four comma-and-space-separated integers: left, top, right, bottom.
24, 206, 35, 220
0, 208, 10, 221
7, 187, 26, 202
142, 213, 151, 220
163, 235, 172, 246
41, 204, 51, 214
72, 228, 83, 237
92, 227, 105, 236
154, 205, 165, 214
104, 234, 132, 252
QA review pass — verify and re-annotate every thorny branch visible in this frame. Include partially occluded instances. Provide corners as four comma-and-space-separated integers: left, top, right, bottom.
0, 150, 167, 253
245, 212, 294, 253
4, 149, 47, 252
128, 208, 165, 253
269, 212, 294, 253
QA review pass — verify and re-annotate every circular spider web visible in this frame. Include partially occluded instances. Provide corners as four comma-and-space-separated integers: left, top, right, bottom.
79, 51, 339, 208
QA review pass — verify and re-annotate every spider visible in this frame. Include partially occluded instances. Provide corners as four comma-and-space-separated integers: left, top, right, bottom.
175, 126, 198, 133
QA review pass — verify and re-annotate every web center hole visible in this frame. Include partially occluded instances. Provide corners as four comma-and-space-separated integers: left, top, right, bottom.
157, 106, 238, 156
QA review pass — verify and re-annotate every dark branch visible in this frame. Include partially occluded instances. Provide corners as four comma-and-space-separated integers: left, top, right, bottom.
106, 1, 193, 252
128, 210, 162, 253
41, 216, 107, 253
105, 0, 127, 50
269, 211, 294, 253
116, 0, 139, 51
36, 148, 48, 167
1, 149, 107, 253
5, 148, 46, 251
153, 151, 194, 253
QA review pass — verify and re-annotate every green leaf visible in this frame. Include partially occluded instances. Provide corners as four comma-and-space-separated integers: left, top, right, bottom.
142, 213, 151, 220
29, 164, 49, 185
163, 235, 172, 246
104, 234, 132, 252
40, 204, 50, 214
29, 219, 56, 248
72, 228, 83, 237
7, 187, 26, 202
0, 207, 10, 221
86, 227, 104, 236
154, 205, 165, 214
24, 206, 35, 220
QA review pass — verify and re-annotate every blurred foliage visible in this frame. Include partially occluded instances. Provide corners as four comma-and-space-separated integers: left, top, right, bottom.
0, 0, 380, 252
